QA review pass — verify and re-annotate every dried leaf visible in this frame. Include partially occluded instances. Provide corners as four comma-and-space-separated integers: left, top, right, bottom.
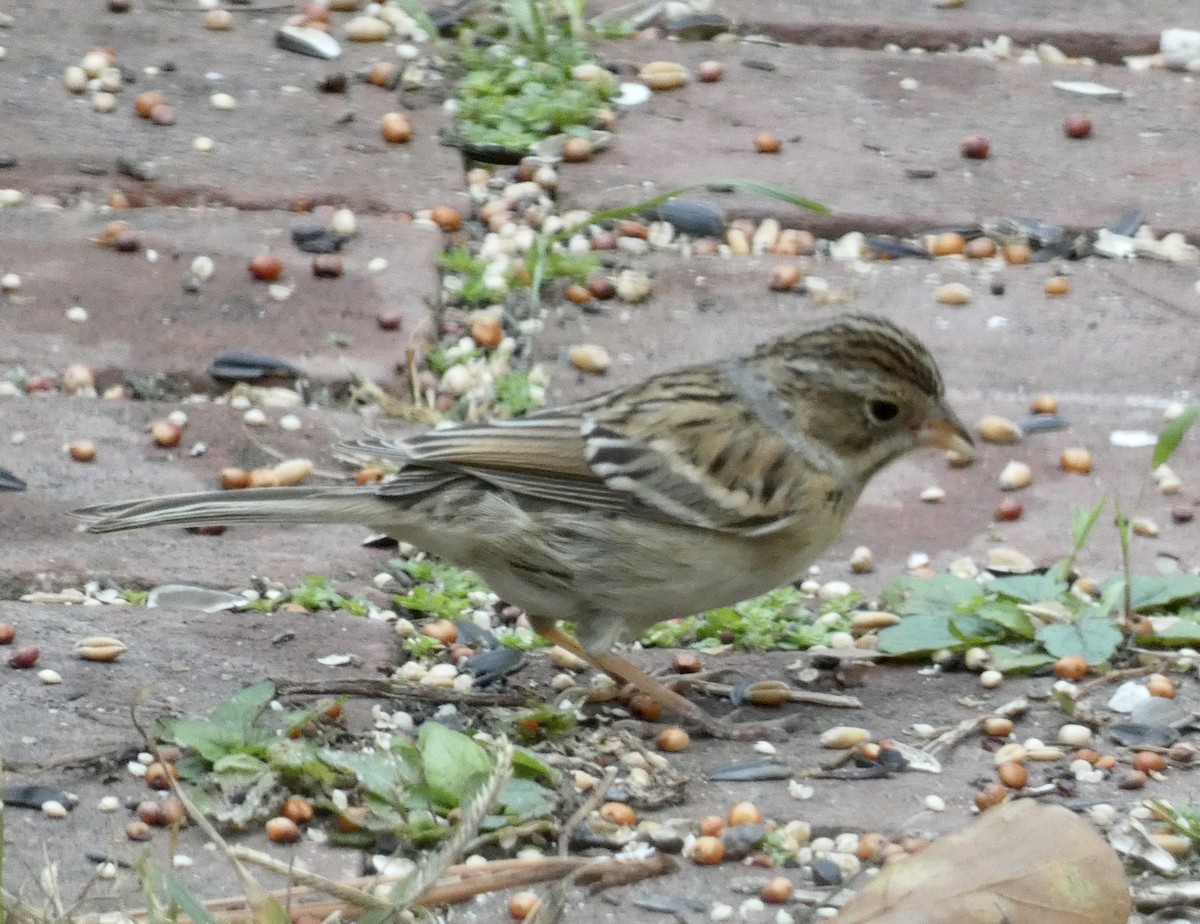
836, 800, 1130, 924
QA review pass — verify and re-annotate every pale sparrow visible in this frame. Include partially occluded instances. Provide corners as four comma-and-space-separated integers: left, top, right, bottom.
76, 313, 972, 736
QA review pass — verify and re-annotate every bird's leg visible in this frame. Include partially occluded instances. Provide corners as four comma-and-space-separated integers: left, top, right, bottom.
537, 626, 806, 740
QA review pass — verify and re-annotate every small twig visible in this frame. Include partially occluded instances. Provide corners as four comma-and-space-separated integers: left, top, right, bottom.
557, 767, 619, 856
679, 677, 861, 709
925, 698, 1029, 756
464, 819, 558, 853
272, 677, 532, 707
1074, 663, 1165, 700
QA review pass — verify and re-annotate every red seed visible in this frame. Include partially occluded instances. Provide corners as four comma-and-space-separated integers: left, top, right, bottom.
1063, 114, 1092, 139
248, 254, 283, 281
960, 134, 990, 159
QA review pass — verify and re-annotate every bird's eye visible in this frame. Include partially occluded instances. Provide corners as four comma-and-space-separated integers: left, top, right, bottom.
867, 399, 900, 424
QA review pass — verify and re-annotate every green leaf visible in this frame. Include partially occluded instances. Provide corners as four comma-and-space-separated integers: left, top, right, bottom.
166, 681, 276, 763
418, 723, 493, 809
1153, 403, 1200, 467
876, 614, 958, 655
947, 613, 1006, 646
985, 645, 1055, 673
1036, 616, 1123, 664
153, 868, 224, 924
1124, 574, 1200, 610
320, 747, 419, 804
498, 777, 553, 820
988, 573, 1069, 604
512, 747, 556, 783
974, 601, 1036, 639
884, 574, 982, 616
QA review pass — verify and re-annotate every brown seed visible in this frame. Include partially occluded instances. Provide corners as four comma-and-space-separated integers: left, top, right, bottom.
312, 254, 343, 278
204, 8, 232, 29
1132, 751, 1167, 773
692, 835, 725, 865
745, 680, 793, 707
628, 693, 662, 722
136, 800, 164, 826
1003, 243, 1032, 265
963, 237, 997, 259
672, 651, 702, 673
562, 137, 593, 163
699, 815, 725, 837
569, 344, 611, 374
960, 134, 990, 159
144, 761, 178, 790
1054, 654, 1088, 681
1063, 113, 1092, 139
149, 103, 175, 126
376, 310, 403, 331
639, 61, 687, 91
220, 467, 251, 490
616, 220, 648, 240
1044, 276, 1070, 296
109, 190, 130, 209
470, 316, 503, 348
1096, 754, 1117, 771
248, 254, 284, 281
761, 876, 793, 904
768, 264, 803, 291
1118, 769, 1147, 790
76, 635, 128, 662
69, 439, 97, 462
151, 420, 182, 448
697, 60, 724, 82
355, 465, 385, 484
381, 111, 412, 143
126, 820, 153, 841
1074, 748, 1099, 764
587, 274, 615, 299
8, 645, 38, 669
995, 498, 1023, 522
1147, 673, 1175, 698
755, 132, 781, 154
1168, 743, 1196, 764
655, 727, 690, 752
421, 619, 457, 646
998, 760, 1028, 789
430, 205, 462, 231
728, 801, 763, 826
367, 61, 399, 88
1060, 447, 1093, 474
134, 91, 166, 118
1030, 393, 1059, 414
265, 816, 301, 843
982, 716, 1014, 737
974, 782, 1009, 812
160, 797, 188, 825
0, 623, 15, 644
856, 832, 888, 861
599, 801, 636, 826
565, 283, 594, 305
929, 232, 966, 257
508, 891, 540, 920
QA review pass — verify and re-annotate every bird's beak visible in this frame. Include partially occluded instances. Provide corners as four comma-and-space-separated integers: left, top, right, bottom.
916, 404, 975, 459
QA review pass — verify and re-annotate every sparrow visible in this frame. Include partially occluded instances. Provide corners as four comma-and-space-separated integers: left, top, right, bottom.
76, 313, 972, 736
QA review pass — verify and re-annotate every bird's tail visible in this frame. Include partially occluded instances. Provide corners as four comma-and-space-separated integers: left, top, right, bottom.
73, 485, 400, 534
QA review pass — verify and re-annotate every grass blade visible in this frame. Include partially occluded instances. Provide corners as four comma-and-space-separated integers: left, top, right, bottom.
1153, 403, 1200, 468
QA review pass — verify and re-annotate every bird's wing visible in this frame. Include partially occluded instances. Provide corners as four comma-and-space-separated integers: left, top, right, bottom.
350, 363, 823, 534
